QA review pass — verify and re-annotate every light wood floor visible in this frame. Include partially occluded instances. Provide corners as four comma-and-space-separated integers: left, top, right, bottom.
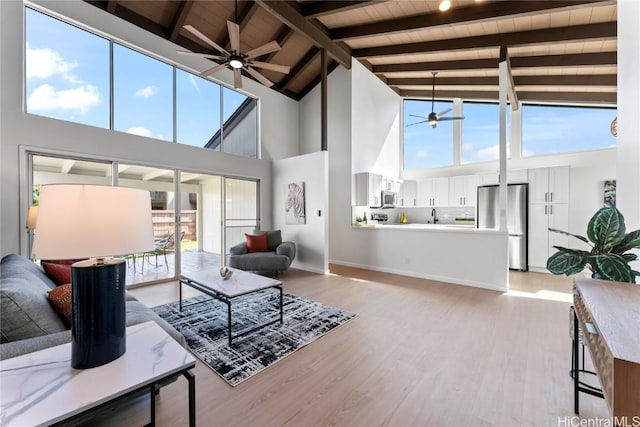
95, 266, 609, 426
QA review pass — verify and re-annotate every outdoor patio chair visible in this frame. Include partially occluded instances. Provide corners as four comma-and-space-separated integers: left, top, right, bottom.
142, 231, 184, 271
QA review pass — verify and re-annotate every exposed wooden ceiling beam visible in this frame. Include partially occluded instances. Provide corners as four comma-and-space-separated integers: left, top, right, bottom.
300, 1, 383, 19
399, 90, 616, 105
106, 0, 117, 14
261, 26, 294, 62
275, 46, 319, 91
500, 46, 519, 111
332, 0, 613, 41
168, 0, 194, 42
353, 22, 616, 58
220, 2, 259, 51
255, 0, 351, 68
387, 74, 617, 87
297, 60, 339, 100
372, 52, 617, 74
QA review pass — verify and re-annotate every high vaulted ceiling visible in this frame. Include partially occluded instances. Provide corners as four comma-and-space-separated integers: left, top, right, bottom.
85, 0, 617, 105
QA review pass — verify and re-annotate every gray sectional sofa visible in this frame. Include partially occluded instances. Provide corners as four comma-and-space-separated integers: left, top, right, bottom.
228, 230, 296, 277
0, 254, 184, 360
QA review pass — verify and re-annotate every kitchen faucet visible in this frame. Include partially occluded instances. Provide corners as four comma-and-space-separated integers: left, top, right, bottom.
431, 208, 438, 224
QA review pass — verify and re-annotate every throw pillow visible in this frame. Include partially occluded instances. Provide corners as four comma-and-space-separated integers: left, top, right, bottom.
42, 262, 71, 287
47, 283, 72, 327
245, 232, 269, 253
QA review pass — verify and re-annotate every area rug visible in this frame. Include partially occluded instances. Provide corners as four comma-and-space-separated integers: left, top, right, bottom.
152, 291, 356, 386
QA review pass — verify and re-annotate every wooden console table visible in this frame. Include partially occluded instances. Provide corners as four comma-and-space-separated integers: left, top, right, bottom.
573, 277, 640, 419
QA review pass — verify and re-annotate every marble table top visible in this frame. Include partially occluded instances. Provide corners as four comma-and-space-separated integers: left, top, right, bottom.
0, 321, 195, 426
180, 267, 282, 298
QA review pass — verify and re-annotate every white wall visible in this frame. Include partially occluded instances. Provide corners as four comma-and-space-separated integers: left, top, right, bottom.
273, 152, 329, 274
617, 0, 640, 230
0, 0, 300, 257
351, 60, 402, 179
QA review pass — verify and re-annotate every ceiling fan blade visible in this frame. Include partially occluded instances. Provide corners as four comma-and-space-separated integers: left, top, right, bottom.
437, 116, 465, 121
200, 63, 228, 77
405, 120, 429, 127
245, 41, 280, 59
233, 68, 243, 89
227, 21, 241, 53
183, 25, 228, 55
437, 108, 452, 116
249, 61, 290, 74
409, 114, 429, 119
177, 50, 225, 61
246, 67, 274, 87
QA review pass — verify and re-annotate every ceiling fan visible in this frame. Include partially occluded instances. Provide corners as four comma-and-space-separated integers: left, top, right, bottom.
406, 71, 464, 128
177, 1, 290, 89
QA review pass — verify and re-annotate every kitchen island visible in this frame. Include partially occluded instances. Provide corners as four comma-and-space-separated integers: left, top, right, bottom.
337, 222, 509, 291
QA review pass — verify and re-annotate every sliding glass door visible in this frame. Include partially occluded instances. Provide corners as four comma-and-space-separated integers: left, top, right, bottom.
27, 152, 259, 286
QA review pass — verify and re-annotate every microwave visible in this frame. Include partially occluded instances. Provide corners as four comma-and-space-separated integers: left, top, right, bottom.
381, 190, 396, 208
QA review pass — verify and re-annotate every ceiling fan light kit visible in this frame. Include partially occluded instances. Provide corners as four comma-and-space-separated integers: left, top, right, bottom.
177, 0, 290, 89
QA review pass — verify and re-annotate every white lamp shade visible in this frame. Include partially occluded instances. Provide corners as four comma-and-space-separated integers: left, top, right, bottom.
32, 185, 155, 260
26, 205, 38, 230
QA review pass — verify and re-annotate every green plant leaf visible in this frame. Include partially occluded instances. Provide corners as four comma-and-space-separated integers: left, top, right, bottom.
623, 253, 638, 262
587, 207, 626, 249
588, 253, 634, 282
548, 227, 590, 245
546, 249, 588, 275
613, 229, 640, 253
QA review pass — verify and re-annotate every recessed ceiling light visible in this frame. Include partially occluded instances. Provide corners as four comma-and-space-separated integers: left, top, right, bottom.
439, 0, 451, 12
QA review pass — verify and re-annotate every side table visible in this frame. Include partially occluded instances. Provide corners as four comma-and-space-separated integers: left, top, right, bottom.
0, 321, 196, 426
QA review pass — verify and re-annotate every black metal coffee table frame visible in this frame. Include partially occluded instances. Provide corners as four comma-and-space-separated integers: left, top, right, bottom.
179, 275, 283, 346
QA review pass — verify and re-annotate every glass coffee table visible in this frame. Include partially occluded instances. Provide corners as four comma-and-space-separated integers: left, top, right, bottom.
179, 267, 283, 346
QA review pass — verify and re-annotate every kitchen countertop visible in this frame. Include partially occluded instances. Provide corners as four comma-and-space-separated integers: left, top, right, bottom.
352, 223, 501, 234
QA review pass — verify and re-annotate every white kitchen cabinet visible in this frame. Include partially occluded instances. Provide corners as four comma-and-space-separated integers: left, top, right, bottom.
529, 166, 570, 205
477, 169, 528, 186
354, 172, 383, 206
449, 175, 478, 207
417, 178, 448, 206
399, 180, 417, 207
528, 166, 570, 270
528, 202, 569, 269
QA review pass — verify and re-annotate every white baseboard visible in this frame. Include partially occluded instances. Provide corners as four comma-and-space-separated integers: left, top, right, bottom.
329, 259, 507, 292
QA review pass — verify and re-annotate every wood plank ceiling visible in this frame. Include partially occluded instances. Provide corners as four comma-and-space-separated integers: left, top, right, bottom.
85, 0, 617, 105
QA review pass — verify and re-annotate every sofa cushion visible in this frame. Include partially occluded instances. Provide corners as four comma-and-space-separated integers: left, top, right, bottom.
42, 262, 72, 286
0, 277, 67, 343
47, 283, 72, 327
0, 254, 55, 289
228, 252, 291, 272
245, 232, 268, 253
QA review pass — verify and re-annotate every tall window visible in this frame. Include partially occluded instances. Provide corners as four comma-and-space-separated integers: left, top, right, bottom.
176, 69, 221, 149
25, 8, 109, 128
522, 104, 616, 157
113, 44, 173, 141
25, 7, 259, 159
462, 102, 511, 164
403, 99, 454, 170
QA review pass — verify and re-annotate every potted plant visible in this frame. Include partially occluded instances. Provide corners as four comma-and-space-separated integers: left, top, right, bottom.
547, 206, 640, 282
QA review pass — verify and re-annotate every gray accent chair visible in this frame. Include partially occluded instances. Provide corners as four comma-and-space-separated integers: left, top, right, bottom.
228, 230, 296, 277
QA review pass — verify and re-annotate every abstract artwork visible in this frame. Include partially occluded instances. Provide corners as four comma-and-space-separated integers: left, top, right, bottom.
285, 181, 306, 225
604, 180, 616, 208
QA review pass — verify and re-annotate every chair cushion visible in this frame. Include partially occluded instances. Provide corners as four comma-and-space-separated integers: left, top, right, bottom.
245, 232, 269, 253
0, 277, 67, 343
266, 230, 282, 251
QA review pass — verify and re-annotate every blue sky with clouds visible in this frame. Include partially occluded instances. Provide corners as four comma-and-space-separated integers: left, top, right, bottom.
25, 7, 248, 148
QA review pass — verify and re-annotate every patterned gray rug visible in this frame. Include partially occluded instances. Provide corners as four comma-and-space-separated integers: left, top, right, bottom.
152, 291, 356, 386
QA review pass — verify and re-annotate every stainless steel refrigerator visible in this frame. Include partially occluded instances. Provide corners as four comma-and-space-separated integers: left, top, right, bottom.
477, 184, 528, 271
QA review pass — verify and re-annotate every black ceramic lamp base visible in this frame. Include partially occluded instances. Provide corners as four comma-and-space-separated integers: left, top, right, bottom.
71, 258, 127, 369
